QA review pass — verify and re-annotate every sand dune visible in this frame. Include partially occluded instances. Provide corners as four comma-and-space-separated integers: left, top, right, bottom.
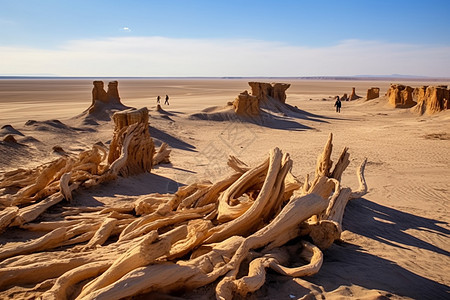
0, 79, 449, 299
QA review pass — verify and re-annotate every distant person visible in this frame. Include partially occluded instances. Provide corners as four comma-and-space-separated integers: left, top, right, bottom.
164, 94, 169, 105
157, 95, 161, 104
334, 96, 341, 113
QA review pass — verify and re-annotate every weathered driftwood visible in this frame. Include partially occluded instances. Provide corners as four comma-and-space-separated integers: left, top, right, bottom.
153, 142, 171, 165
0, 134, 368, 300
0, 108, 167, 234
107, 107, 154, 176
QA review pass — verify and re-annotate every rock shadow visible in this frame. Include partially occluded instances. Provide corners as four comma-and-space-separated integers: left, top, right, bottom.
150, 127, 197, 152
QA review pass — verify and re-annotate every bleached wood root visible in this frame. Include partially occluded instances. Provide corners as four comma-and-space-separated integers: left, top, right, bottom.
314, 133, 333, 179
19, 220, 80, 231
269, 241, 323, 277
11, 158, 67, 206
330, 147, 350, 181
78, 226, 186, 298
39, 261, 111, 300
0, 257, 94, 290
227, 155, 249, 173
351, 158, 368, 199
196, 172, 242, 207
83, 217, 118, 250
206, 148, 282, 243
0, 134, 369, 300
214, 191, 328, 299
0, 206, 18, 232
119, 207, 212, 242
216, 158, 269, 222
76, 236, 245, 300
153, 142, 171, 165
0, 227, 67, 261
59, 172, 73, 201
219, 241, 322, 298
224, 193, 328, 274
307, 219, 342, 250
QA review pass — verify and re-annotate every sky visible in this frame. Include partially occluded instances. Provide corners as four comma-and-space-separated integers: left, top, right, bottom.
1, 0, 450, 77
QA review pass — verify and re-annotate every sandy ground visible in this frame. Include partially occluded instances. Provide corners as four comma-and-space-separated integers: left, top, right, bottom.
0, 78, 449, 299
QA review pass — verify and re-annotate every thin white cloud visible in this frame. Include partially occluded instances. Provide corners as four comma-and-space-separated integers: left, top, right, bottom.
1, 37, 449, 77
120, 27, 131, 32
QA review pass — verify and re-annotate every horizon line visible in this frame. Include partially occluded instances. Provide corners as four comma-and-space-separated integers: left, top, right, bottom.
1, 75, 450, 81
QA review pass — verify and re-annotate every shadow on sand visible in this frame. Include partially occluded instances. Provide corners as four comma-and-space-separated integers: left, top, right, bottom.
150, 127, 197, 152
189, 102, 345, 131
344, 198, 450, 256
303, 197, 450, 299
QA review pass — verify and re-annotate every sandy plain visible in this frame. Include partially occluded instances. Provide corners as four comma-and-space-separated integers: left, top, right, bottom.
0, 78, 449, 299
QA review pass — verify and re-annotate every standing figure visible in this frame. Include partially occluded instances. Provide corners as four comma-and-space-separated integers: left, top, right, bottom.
164, 94, 170, 105
334, 96, 341, 113
157, 95, 161, 104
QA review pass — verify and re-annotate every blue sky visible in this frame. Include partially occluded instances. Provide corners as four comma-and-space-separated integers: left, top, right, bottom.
1, 0, 450, 77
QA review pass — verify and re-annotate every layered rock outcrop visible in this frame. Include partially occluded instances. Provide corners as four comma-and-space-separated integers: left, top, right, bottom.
248, 82, 291, 103
106, 81, 121, 103
232, 82, 291, 116
366, 87, 380, 100
92, 81, 108, 102
387, 84, 416, 108
412, 85, 450, 114
233, 91, 260, 116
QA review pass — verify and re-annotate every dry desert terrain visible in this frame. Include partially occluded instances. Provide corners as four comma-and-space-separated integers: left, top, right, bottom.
0, 78, 449, 299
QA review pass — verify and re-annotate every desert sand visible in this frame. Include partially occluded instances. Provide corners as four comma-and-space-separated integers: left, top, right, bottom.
0, 78, 449, 299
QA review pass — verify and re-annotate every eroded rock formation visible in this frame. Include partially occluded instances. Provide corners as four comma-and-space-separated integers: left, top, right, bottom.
248, 82, 291, 103
366, 87, 380, 100
341, 93, 348, 101
232, 82, 291, 116
92, 81, 108, 102
387, 84, 416, 108
106, 81, 120, 103
349, 87, 361, 100
412, 85, 450, 114
88, 81, 127, 115
233, 91, 260, 116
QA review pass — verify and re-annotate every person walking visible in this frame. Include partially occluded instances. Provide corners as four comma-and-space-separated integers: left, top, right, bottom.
157, 95, 161, 104
164, 94, 170, 105
334, 96, 341, 113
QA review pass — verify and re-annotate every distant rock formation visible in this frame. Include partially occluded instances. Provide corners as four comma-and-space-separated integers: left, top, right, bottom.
92, 81, 108, 102
349, 87, 361, 100
233, 91, 260, 116
87, 80, 128, 117
387, 84, 416, 108
248, 82, 291, 103
341, 93, 348, 101
412, 85, 450, 114
232, 82, 291, 116
107, 81, 121, 103
366, 87, 380, 100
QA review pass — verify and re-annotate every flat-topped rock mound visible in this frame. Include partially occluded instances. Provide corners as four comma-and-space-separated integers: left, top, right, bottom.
190, 82, 308, 125
381, 83, 449, 114
412, 85, 450, 115
387, 84, 416, 108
